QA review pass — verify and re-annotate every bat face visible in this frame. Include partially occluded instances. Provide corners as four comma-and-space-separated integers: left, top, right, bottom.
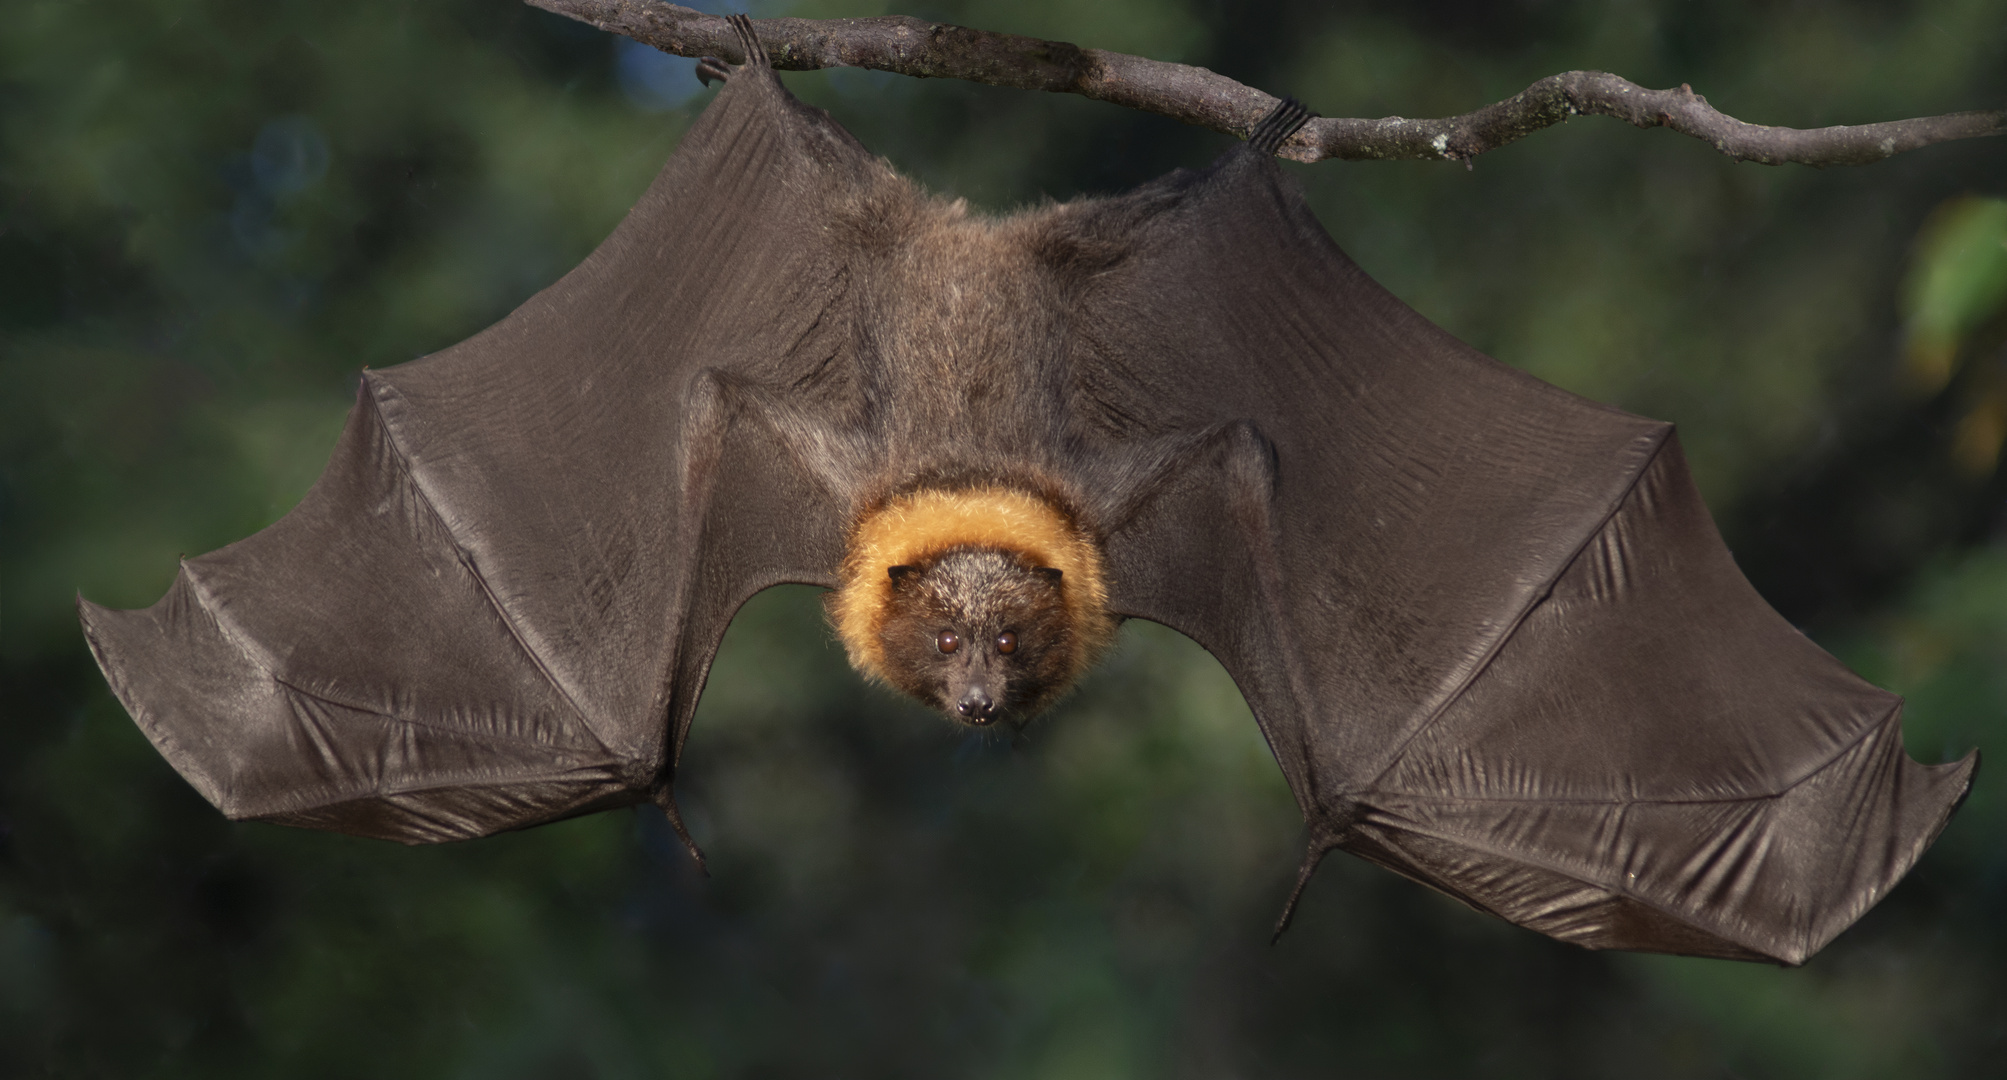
876, 548, 1074, 727
830, 485, 1118, 731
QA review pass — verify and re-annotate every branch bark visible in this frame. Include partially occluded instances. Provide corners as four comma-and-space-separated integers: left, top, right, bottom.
532, 0, 2006, 167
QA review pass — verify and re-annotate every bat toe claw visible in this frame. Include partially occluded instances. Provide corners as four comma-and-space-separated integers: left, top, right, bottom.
725, 13, 768, 69
1249, 97, 1314, 156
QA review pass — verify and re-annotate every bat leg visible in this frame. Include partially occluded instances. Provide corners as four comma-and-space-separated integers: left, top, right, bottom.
1162, 422, 1311, 743
644, 369, 862, 869
1098, 418, 1308, 753
1101, 421, 1334, 938
696, 57, 731, 86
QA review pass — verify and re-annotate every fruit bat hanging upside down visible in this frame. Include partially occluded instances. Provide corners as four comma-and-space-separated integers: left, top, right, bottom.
79, 18, 1975, 965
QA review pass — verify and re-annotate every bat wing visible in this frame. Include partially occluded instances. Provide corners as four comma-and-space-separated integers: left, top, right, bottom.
79, 48, 882, 843
1075, 140, 1975, 963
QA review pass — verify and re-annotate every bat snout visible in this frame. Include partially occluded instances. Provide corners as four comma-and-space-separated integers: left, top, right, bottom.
954, 686, 997, 724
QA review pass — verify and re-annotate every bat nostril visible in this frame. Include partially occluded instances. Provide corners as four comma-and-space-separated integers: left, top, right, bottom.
957, 688, 995, 721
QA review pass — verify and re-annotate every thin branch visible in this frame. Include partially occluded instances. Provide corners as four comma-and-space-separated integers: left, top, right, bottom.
531, 0, 2006, 166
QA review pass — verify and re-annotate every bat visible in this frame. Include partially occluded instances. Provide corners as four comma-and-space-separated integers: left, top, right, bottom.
78, 19, 1975, 966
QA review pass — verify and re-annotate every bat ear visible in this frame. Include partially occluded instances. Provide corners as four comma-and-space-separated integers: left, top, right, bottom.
888, 565, 918, 587
1035, 567, 1064, 586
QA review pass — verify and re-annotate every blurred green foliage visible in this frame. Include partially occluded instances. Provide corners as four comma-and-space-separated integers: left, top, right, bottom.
3, 0, 2005, 1076
1901, 196, 2007, 472
1904, 198, 2007, 391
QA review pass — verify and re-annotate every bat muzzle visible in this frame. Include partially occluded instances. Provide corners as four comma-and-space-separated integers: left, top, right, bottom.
955, 686, 998, 724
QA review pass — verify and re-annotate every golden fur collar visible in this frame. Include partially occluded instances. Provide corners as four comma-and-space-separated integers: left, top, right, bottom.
830, 485, 1115, 685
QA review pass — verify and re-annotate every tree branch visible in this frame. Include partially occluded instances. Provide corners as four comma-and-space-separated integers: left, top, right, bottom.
532, 0, 2005, 166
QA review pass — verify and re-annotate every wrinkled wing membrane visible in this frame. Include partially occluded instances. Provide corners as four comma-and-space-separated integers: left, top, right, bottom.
80, 68, 876, 842
1081, 150, 1974, 963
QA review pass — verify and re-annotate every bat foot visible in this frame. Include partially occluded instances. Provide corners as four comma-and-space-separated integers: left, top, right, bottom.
1249, 97, 1314, 156
725, 13, 767, 69
695, 14, 767, 85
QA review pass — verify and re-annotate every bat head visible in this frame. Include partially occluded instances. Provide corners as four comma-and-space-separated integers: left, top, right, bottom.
875, 547, 1076, 727
829, 484, 1117, 727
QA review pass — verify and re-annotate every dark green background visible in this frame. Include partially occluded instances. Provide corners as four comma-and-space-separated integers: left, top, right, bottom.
5, 1, 2005, 1076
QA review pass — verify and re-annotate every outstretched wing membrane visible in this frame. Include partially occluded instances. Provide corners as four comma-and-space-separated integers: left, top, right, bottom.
1081, 146, 1974, 964
80, 54, 880, 842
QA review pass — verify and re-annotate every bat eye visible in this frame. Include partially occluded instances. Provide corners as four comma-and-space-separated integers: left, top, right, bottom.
996, 631, 1017, 655
937, 630, 961, 654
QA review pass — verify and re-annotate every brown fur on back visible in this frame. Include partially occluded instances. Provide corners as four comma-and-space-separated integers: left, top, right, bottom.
830, 179, 1138, 491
